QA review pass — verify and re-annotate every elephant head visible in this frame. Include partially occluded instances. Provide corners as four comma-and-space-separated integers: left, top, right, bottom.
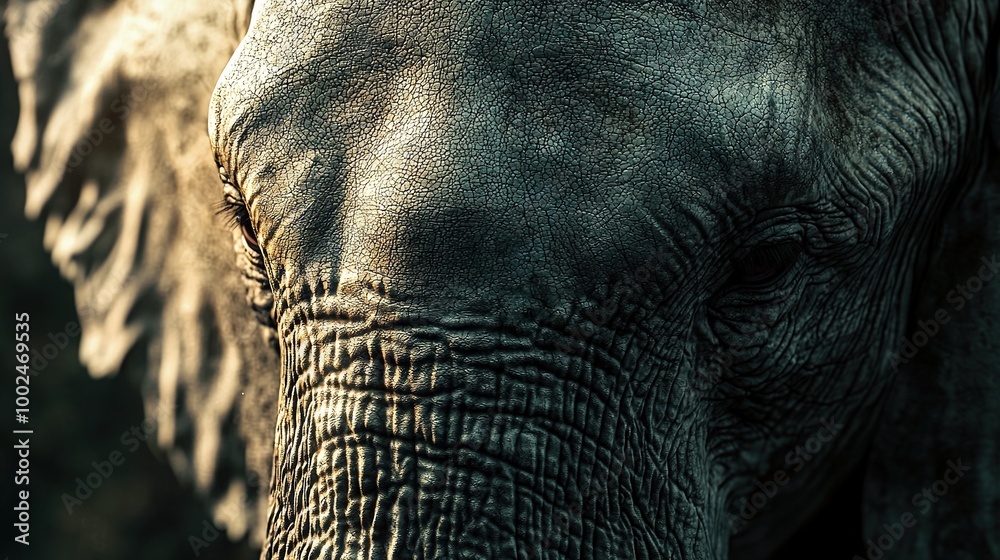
5, 0, 999, 558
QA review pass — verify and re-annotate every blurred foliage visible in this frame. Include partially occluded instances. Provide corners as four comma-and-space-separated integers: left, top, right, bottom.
0, 31, 257, 560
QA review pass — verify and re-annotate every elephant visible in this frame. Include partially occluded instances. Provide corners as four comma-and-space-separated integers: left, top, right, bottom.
4, 0, 999, 558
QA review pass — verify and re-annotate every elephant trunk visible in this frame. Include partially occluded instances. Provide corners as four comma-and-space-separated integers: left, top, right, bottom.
261, 301, 717, 559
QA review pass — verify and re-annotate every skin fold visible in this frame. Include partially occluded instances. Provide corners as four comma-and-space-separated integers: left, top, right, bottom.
5, 0, 999, 558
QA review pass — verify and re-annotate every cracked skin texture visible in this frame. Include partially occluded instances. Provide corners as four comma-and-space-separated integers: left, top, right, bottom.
6, 0, 999, 558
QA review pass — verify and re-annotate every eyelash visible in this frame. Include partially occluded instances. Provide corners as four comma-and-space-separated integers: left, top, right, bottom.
215, 196, 262, 253
215, 197, 250, 229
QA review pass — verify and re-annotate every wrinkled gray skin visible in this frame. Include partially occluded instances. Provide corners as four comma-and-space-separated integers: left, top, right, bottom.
208, 2, 998, 559
6, 0, 999, 558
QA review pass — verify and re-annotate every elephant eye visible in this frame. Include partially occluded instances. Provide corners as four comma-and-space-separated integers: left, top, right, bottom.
236, 211, 261, 252
730, 240, 802, 287
216, 198, 261, 253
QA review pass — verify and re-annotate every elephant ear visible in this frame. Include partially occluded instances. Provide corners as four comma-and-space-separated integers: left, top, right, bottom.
4, 0, 275, 544
862, 17, 1000, 560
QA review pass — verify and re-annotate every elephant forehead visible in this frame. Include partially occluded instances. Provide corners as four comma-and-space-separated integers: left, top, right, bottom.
211, 0, 814, 186
210, 0, 817, 278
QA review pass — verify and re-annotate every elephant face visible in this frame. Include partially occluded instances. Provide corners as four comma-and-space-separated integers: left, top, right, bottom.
205, 1, 995, 558
7, 0, 998, 558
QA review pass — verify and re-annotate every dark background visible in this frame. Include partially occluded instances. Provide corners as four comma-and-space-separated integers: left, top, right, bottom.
0, 31, 256, 560
0, 21, 866, 560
